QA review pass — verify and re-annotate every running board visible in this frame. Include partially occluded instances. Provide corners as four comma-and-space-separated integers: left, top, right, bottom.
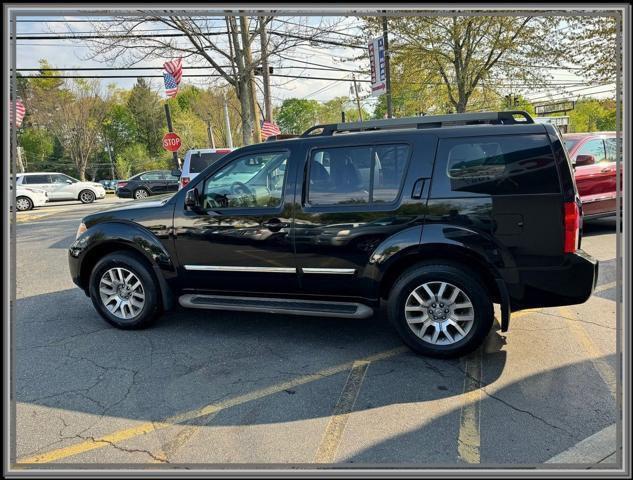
179, 294, 374, 319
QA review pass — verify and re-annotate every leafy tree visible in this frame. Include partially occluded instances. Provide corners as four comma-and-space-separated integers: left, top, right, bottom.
568, 98, 616, 132
319, 96, 367, 123
364, 16, 567, 113
566, 16, 618, 83
19, 128, 54, 169
277, 98, 322, 134
127, 79, 165, 157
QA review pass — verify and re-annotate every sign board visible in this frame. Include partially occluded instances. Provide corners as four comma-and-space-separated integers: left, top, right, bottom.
162, 132, 182, 152
534, 101, 575, 115
534, 116, 570, 133
368, 37, 386, 97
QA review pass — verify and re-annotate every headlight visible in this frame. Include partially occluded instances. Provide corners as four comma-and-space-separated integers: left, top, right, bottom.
76, 222, 87, 239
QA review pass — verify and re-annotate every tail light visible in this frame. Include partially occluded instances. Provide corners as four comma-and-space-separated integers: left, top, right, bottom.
563, 202, 580, 253
180, 177, 191, 188
117, 182, 128, 189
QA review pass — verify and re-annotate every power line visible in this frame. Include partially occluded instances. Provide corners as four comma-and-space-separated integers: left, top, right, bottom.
18, 72, 371, 82
13, 64, 365, 73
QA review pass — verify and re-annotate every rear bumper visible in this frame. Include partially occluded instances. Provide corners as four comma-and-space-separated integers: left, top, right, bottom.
115, 188, 132, 198
509, 250, 599, 310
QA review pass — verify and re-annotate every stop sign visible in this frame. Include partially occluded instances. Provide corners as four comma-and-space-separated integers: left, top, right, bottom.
162, 132, 182, 152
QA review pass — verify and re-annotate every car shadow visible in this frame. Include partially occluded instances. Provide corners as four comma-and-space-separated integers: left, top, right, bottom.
582, 216, 617, 237
14, 288, 616, 464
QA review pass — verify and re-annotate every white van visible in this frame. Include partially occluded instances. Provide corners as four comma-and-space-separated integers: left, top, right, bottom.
178, 148, 234, 189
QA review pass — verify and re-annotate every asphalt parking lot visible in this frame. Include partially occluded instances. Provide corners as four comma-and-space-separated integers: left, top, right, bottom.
12, 199, 620, 467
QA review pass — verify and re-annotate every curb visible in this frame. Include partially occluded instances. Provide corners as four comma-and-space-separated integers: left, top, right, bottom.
545, 424, 617, 464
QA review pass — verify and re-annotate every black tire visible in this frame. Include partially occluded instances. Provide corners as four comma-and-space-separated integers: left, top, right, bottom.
79, 189, 96, 204
387, 262, 494, 358
88, 251, 161, 329
16, 196, 34, 211
134, 188, 149, 200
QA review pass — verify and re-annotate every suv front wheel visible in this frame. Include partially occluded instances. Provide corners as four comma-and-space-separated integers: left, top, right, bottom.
388, 263, 493, 358
88, 251, 161, 329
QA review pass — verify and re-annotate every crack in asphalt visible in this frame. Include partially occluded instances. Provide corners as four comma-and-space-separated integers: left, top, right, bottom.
533, 310, 617, 331
76, 434, 170, 463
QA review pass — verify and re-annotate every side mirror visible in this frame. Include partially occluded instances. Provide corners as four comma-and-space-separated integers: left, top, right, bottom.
66, 180, 73, 184
171, 168, 181, 178
184, 187, 200, 211
575, 154, 596, 167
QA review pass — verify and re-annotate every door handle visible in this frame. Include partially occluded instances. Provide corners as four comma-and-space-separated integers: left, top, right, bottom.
262, 219, 289, 231
411, 178, 427, 199
600, 167, 612, 173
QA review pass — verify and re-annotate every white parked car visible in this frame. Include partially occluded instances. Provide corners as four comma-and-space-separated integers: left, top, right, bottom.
14, 186, 49, 211
177, 148, 234, 189
16, 172, 106, 204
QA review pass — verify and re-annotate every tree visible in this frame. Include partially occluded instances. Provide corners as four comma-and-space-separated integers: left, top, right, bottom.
365, 16, 567, 113
81, 15, 341, 145
127, 79, 164, 157
276, 98, 322, 134
566, 16, 618, 83
319, 96, 366, 123
19, 128, 54, 170
568, 98, 616, 132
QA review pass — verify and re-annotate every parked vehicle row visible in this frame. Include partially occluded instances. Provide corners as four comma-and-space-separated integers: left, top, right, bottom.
69, 111, 598, 358
15, 172, 106, 204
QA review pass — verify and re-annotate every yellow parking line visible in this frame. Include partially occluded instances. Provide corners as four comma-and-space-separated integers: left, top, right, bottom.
17, 346, 407, 464
457, 347, 483, 464
559, 307, 617, 399
314, 360, 370, 463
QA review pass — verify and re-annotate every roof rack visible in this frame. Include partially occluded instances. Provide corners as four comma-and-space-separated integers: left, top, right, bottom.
265, 133, 300, 142
300, 110, 534, 137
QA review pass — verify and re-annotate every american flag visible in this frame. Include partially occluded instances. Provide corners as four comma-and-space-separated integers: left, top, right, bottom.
260, 120, 281, 139
163, 57, 183, 84
10, 99, 26, 128
163, 72, 179, 98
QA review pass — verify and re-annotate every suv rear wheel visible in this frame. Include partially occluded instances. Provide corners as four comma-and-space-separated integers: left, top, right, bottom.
388, 263, 493, 358
88, 251, 161, 329
16, 196, 33, 211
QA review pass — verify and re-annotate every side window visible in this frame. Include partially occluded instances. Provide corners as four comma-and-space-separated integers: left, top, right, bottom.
24, 174, 51, 184
140, 172, 163, 181
307, 144, 409, 206
605, 138, 618, 163
202, 151, 289, 209
51, 174, 70, 184
576, 139, 607, 163
434, 134, 560, 197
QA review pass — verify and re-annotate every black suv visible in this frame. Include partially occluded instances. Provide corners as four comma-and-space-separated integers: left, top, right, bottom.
69, 111, 598, 358
116, 170, 180, 200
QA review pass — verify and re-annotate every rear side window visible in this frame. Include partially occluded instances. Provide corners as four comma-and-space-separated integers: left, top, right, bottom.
189, 152, 227, 174
140, 172, 163, 181
23, 174, 50, 184
433, 134, 560, 196
307, 144, 410, 206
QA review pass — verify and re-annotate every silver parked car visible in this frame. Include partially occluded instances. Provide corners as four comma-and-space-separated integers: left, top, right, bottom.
16, 172, 106, 204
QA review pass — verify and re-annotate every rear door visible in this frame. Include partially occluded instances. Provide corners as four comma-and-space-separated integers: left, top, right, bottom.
293, 133, 436, 299
22, 174, 53, 196
573, 138, 613, 216
140, 171, 166, 194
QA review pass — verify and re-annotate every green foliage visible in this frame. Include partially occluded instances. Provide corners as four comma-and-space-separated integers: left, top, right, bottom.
568, 98, 616, 132
19, 128, 54, 167
114, 143, 168, 178
127, 79, 165, 157
277, 98, 322, 134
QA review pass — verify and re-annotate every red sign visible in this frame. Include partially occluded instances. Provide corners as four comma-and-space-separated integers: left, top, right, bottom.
162, 132, 182, 152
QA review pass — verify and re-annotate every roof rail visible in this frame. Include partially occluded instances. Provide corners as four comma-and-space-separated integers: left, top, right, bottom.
265, 133, 300, 142
301, 110, 534, 137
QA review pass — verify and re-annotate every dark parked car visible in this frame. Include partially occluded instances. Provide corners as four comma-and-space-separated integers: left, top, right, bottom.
69, 111, 598, 358
116, 170, 180, 200
562, 132, 619, 219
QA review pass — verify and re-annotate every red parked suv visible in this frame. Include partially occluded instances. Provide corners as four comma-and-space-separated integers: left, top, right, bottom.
563, 132, 619, 219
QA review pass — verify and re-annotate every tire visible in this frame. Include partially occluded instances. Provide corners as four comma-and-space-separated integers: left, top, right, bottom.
79, 189, 96, 204
387, 262, 494, 358
134, 188, 149, 200
16, 196, 34, 211
88, 251, 161, 329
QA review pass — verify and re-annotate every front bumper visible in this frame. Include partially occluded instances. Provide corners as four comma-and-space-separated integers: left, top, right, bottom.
509, 249, 599, 310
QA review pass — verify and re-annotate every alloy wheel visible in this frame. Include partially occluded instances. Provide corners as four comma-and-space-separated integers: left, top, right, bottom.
98, 267, 145, 320
404, 281, 475, 345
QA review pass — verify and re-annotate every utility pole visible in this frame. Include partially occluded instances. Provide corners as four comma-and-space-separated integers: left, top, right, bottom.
341, 111, 346, 123
223, 95, 234, 149
382, 14, 393, 119
240, 16, 262, 143
206, 119, 216, 149
163, 103, 179, 169
104, 134, 115, 179
352, 75, 364, 122
259, 17, 273, 123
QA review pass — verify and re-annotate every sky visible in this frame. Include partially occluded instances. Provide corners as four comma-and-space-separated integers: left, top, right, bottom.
14, 15, 616, 114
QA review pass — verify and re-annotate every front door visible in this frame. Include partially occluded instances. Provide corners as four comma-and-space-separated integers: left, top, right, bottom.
293, 134, 435, 300
49, 174, 78, 200
173, 147, 298, 295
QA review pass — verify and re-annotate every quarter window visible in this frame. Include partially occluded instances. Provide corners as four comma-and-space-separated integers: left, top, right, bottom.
23, 174, 51, 184
434, 134, 560, 196
202, 151, 288, 209
307, 144, 409, 206
576, 139, 607, 163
